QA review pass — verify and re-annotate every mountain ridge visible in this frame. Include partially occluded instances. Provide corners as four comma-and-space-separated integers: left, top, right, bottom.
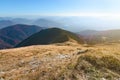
16, 28, 84, 47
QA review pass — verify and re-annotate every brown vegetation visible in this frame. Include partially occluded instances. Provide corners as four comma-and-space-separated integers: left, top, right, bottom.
0, 43, 120, 80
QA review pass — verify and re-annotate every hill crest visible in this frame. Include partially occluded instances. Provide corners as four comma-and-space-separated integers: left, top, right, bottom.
16, 28, 83, 47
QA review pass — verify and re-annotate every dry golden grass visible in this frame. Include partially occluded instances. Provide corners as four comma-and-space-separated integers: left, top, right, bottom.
0, 44, 85, 80
73, 44, 120, 80
0, 43, 120, 80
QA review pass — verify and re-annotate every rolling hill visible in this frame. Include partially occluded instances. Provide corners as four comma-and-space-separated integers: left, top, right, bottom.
79, 29, 120, 44
0, 24, 43, 49
16, 28, 84, 47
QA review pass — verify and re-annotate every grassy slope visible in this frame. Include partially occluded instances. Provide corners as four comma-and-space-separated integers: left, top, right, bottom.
58, 44, 120, 80
16, 28, 83, 47
0, 44, 120, 80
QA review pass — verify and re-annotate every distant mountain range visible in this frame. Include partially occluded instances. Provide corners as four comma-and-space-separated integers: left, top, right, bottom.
33, 19, 65, 28
1, 17, 120, 48
12, 18, 33, 24
16, 28, 84, 47
0, 20, 14, 28
1, 17, 120, 32
1, 23, 120, 49
0, 18, 67, 29
0, 24, 43, 49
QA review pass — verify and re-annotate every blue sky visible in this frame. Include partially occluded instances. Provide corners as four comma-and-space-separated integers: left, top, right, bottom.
0, 0, 120, 17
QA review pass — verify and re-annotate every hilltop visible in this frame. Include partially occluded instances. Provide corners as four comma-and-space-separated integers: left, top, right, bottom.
16, 28, 84, 47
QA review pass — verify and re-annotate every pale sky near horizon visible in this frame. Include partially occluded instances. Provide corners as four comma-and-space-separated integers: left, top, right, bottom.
0, 0, 120, 17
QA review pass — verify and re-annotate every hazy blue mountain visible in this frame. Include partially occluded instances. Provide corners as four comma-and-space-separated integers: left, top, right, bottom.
0, 24, 43, 49
33, 19, 66, 28
0, 20, 14, 28
12, 18, 33, 24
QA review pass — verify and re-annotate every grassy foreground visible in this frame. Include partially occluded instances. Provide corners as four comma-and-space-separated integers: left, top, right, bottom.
0, 43, 120, 80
